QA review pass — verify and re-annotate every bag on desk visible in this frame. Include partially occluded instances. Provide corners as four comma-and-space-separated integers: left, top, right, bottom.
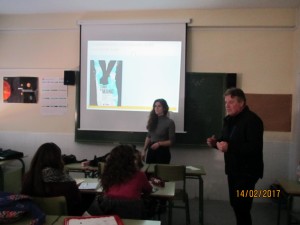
0, 149, 24, 160
62, 154, 87, 164
150, 176, 165, 187
89, 153, 110, 167
62, 154, 77, 164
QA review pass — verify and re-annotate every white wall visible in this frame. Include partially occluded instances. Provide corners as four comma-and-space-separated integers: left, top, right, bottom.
0, 8, 299, 201
289, 7, 300, 180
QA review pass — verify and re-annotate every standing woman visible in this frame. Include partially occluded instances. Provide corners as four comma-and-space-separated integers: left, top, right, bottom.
142, 98, 175, 164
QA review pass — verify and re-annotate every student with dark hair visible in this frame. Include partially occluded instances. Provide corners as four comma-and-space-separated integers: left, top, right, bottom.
101, 144, 152, 199
142, 98, 175, 164
207, 88, 264, 225
85, 144, 153, 219
21, 142, 82, 215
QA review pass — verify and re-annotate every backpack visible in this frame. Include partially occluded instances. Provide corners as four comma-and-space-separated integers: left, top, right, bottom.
0, 149, 24, 160
89, 153, 110, 167
0, 192, 45, 225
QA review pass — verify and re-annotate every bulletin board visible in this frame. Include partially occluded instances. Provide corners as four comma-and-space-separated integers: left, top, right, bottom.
246, 94, 292, 132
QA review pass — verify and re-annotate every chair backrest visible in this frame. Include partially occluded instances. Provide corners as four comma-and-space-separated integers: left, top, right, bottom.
87, 195, 145, 219
154, 164, 186, 189
32, 196, 68, 215
98, 162, 106, 177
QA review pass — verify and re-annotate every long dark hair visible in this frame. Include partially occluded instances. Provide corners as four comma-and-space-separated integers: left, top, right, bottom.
146, 98, 169, 131
101, 145, 137, 192
21, 142, 64, 196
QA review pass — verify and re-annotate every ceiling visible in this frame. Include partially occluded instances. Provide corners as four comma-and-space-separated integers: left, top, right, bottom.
0, 0, 299, 15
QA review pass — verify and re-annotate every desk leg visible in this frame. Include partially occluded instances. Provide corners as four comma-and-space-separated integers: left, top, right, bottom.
186, 175, 204, 225
277, 194, 281, 225
16, 158, 25, 176
0, 166, 3, 191
84, 170, 97, 178
287, 195, 293, 225
199, 176, 204, 225
168, 199, 173, 225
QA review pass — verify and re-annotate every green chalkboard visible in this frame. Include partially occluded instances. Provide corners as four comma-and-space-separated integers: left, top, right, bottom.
176, 73, 235, 145
75, 72, 235, 146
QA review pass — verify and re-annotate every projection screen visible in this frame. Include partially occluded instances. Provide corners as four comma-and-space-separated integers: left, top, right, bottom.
78, 20, 188, 133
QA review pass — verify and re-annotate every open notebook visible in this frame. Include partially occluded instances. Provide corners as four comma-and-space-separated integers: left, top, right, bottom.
78, 181, 99, 190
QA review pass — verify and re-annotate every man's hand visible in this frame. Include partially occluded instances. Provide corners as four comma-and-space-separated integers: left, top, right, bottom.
216, 141, 228, 152
207, 135, 217, 148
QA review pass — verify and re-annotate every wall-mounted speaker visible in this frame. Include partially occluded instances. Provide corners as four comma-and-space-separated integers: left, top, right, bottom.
226, 73, 237, 88
64, 70, 77, 85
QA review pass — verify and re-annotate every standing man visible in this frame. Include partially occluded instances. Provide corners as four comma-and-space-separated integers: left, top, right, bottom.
207, 88, 264, 225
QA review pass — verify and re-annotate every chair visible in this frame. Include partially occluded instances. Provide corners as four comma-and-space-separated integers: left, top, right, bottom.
287, 195, 300, 225
32, 196, 68, 215
86, 195, 145, 219
98, 162, 106, 178
154, 164, 190, 225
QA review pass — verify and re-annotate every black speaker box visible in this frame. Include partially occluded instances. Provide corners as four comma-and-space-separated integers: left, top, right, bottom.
64, 71, 77, 85
226, 73, 237, 88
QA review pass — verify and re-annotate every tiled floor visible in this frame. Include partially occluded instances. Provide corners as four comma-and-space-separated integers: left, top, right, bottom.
159, 198, 286, 225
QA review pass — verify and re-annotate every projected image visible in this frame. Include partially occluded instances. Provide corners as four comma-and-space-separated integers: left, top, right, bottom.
86, 40, 181, 112
90, 60, 122, 107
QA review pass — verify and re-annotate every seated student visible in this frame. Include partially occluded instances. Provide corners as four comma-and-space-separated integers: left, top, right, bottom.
21, 142, 83, 216
85, 144, 153, 219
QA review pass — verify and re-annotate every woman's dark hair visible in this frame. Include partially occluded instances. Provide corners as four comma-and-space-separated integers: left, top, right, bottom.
146, 98, 169, 131
101, 145, 137, 192
224, 88, 246, 103
22, 142, 64, 196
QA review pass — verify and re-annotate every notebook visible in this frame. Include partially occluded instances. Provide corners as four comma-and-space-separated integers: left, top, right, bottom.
78, 182, 99, 190
186, 166, 201, 171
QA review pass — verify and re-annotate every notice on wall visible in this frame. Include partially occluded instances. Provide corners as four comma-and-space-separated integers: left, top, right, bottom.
40, 77, 67, 115
246, 93, 292, 132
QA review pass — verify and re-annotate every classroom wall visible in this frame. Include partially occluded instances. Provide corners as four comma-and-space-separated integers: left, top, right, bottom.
0, 8, 299, 201
290, 8, 300, 184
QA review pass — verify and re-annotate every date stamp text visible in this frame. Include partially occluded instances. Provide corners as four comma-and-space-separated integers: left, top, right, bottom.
236, 189, 280, 198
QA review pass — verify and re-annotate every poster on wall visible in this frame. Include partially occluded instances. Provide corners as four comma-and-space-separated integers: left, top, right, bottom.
3, 77, 38, 103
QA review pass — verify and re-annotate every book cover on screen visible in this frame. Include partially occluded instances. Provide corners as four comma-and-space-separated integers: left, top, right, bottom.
90, 60, 122, 107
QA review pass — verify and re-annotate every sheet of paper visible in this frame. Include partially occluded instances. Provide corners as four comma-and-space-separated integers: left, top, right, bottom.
186, 166, 201, 171
75, 178, 85, 185
66, 216, 120, 225
40, 77, 68, 115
